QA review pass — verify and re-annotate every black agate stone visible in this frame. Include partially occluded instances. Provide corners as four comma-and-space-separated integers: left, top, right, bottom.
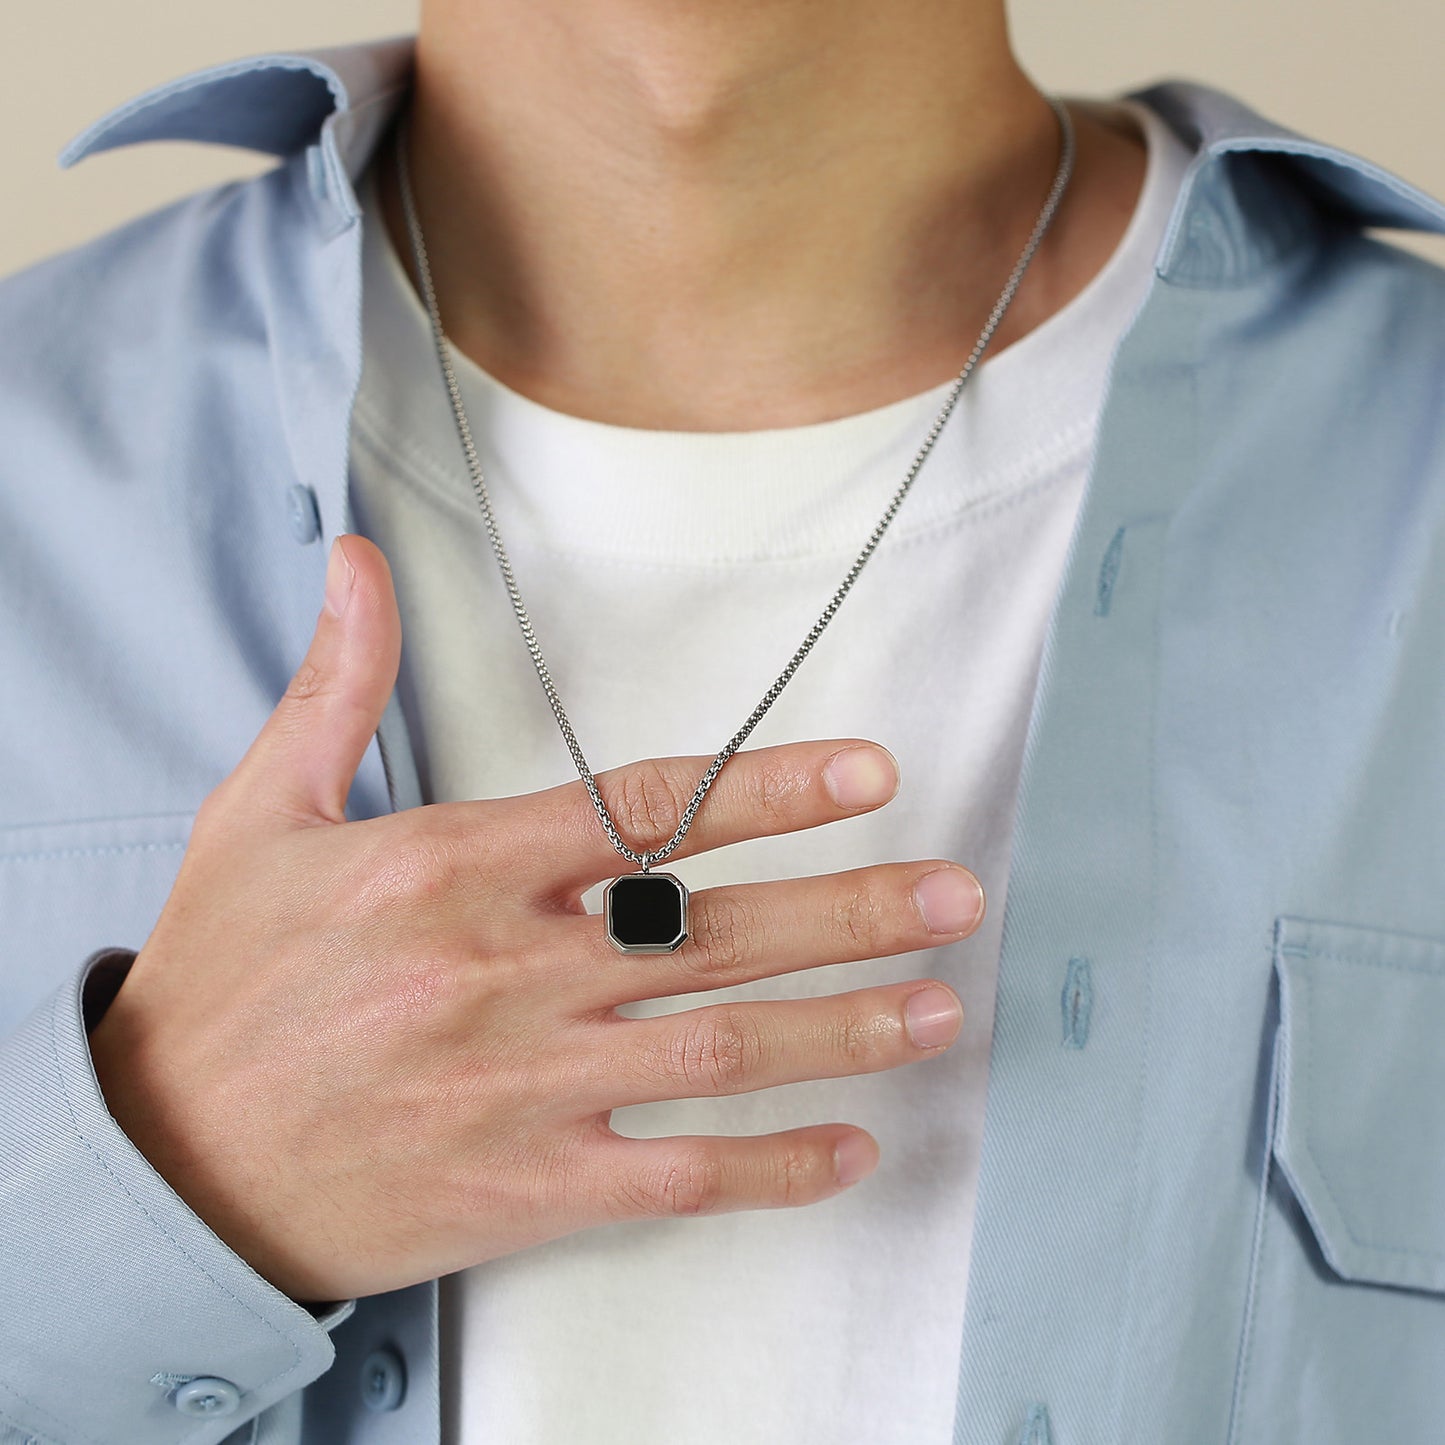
604, 871, 689, 953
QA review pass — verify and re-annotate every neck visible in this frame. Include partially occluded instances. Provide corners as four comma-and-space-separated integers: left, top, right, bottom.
382, 0, 1147, 430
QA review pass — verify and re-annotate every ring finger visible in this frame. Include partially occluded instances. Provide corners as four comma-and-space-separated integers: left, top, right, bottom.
573, 976, 969, 1113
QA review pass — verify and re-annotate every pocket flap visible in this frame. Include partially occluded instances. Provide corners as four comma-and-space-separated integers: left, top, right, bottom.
1273, 914, 1445, 1292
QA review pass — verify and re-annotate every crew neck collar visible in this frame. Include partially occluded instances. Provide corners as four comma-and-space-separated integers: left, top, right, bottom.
351, 97, 1192, 564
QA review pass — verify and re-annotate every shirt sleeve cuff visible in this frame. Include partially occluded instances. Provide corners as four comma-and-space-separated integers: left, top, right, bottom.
0, 947, 354, 1444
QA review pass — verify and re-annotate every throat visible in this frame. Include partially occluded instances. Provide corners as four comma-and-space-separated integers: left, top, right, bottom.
392, 1, 1147, 430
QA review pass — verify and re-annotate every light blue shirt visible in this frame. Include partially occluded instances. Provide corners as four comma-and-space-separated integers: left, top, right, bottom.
2, 36, 1445, 1445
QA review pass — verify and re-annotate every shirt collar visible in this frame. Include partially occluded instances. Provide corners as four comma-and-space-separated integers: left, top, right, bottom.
60, 38, 414, 239
60, 35, 1445, 286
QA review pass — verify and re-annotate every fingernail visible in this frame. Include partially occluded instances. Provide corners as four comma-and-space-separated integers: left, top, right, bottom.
833, 1132, 878, 1187
823, 745, 899, 809
913, 866, 984, 935
324, 536, 355, 618
904, 986, 963, 1049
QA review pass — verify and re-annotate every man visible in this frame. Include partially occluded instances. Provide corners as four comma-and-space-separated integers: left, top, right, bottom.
2, 3, 1444, 1444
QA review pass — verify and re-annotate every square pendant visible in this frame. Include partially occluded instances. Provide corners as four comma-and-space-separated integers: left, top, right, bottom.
604, 871, 689, 953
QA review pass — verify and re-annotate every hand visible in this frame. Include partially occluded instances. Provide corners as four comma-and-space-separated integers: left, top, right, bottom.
88, 535, 986, 1306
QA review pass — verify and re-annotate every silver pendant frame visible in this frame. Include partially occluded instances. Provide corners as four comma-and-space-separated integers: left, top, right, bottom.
603, 871, 690, 954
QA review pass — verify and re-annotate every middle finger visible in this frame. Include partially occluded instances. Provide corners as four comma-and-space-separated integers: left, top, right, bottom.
554, 859, 985, 1013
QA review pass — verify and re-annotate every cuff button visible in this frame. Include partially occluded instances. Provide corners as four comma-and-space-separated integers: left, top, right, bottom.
173, 1377, 241, 1417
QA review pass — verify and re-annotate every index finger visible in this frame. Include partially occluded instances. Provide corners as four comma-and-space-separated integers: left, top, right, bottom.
484, 738, 901, 901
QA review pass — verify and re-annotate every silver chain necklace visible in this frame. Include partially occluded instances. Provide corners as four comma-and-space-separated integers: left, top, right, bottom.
393, 96, 1075, 952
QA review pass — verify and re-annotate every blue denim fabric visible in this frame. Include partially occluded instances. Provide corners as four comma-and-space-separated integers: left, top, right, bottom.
2, 35, 1445, 1445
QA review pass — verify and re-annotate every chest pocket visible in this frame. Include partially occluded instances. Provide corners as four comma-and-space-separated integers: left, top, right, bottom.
1231, 914, 1445, 1443
0, 812, 193, 1037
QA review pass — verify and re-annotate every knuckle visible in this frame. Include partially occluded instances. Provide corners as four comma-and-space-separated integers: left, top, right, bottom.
837, 1002, 888, 1071
450, 1128, 539, 1222
672, 1008, 765, 1095
606, 758, 690, 850
640, 1148, 725, 1217
359, 964, 470, 1059
282, 657, 331, 708
739, 757, 800, 832
774, 1144, 818, 1207
526, 1137, 582, 1217
832, 873, 888, 955
684, 894, 753, 980
190, 783, 234, 838
372, 812, 469, 904
187, 779, 256, 852
386, 950, 462, 1021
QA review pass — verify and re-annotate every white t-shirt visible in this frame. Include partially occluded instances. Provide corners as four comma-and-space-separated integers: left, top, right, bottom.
348, 95, 1191, 1445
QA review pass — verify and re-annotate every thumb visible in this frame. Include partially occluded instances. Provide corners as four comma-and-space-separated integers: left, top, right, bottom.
225, 534, 403, 829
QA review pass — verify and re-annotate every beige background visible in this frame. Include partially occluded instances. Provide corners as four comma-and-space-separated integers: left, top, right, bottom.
2, 0, 1442, 279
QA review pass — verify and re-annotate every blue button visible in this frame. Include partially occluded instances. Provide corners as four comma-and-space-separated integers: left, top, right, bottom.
360, 1346, 406, 1412
172, 1376, 241, 1417
286, 483, 322, 545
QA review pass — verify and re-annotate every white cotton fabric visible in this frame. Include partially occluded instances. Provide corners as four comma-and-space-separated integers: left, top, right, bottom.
347, 96, 1192, 1445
